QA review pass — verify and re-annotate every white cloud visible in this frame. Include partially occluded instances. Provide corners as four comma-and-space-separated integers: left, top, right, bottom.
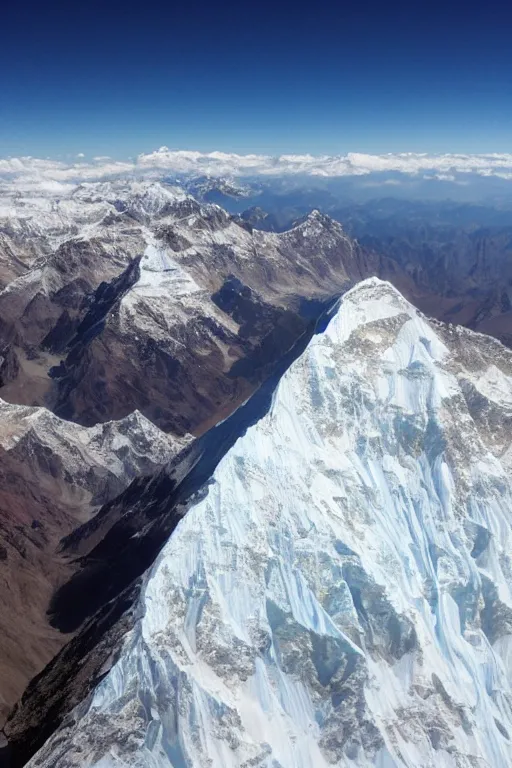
115, 148, 512, 179
361, 178, 403, 188
76, 152, 85, 159
2, 149, 512, 196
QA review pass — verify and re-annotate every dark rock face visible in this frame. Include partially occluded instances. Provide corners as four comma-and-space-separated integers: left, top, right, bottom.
3, 581, 143, 768
211, 275, 332, 383
0, 347, 19, 389
156, 225, 192, 252
47, 256, 141, 358
48, 256, 142, 419
45, 311, 250, 433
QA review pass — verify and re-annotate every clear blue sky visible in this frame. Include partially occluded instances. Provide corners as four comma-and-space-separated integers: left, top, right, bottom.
1, 0, 511, 158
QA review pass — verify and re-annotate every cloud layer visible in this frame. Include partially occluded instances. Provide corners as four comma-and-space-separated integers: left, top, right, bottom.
139, 148, 512, 179
2, 148, 512, 191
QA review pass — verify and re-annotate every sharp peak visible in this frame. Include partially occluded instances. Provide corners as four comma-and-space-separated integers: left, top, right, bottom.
288, 208, 339, 231
335, 277, 421, 323
345, 276, 411, 301
304, 208, 330, 222
306, 208, 324, 218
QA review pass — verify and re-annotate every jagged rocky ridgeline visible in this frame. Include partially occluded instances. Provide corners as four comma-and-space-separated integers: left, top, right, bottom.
4, 279, 512, 767
0, 180, 377, 435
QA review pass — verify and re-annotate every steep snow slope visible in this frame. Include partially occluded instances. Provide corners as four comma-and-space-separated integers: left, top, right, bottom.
27, 278, 512, 767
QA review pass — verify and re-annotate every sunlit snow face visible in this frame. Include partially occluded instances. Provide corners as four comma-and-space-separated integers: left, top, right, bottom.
34, 278, 512, 768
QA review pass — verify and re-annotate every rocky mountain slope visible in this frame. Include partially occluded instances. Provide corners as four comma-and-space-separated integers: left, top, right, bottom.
0, 180, 386, 435
4, 279, 512, 767
233, 196, 512, 349
0, 399, 184, 726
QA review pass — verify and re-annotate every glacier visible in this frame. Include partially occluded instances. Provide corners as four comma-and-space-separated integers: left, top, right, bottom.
27, 277, 512, 767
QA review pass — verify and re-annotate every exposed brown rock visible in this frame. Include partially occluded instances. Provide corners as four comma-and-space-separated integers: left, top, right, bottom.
0, 401, 183, 724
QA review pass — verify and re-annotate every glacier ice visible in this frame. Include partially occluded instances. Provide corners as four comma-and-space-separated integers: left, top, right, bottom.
28, 278, 512, 767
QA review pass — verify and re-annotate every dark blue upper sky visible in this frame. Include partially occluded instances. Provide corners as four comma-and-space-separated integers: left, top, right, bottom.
1, 0, 511, 158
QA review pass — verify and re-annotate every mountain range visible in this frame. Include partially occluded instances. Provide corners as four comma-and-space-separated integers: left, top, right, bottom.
0, 171, 511, 767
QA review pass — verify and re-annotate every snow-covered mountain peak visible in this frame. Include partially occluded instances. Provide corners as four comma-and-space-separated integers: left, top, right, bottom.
25, 278, 512, 767
289, 207, 344, 235
64, 179, 190, 226
331, 274, 428, 323
295, 277, 446, 380
113, 180, 189, 217
0, 397, 183, 518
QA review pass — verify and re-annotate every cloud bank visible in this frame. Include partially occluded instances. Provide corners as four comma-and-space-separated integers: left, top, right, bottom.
2, 148, 512, 191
